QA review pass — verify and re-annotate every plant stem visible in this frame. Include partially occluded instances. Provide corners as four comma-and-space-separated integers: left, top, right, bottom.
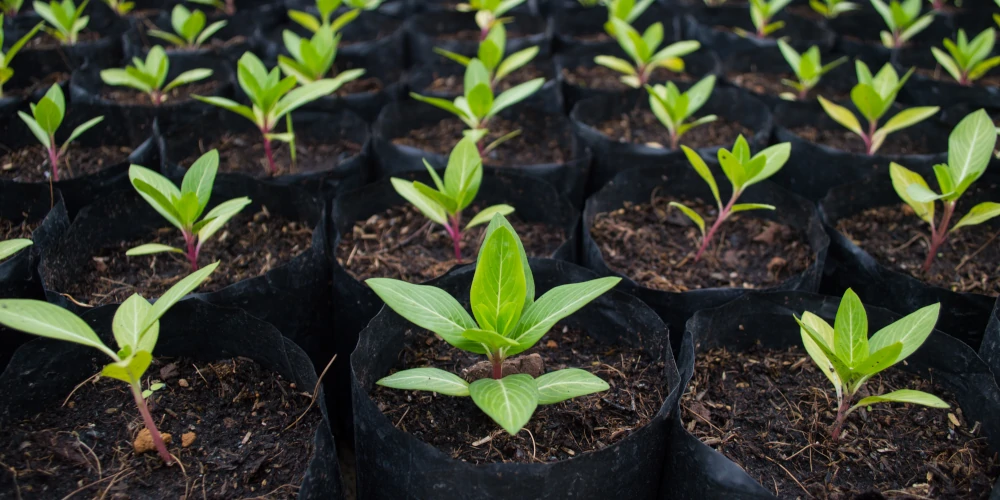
670, 130, 679, 150
130, 381, 173, 464
225, 0, 235, 15
444, 215, 462, 260
152, 90, 164, 106
830, 397, 851, 440
922, 200, 955, 273
863, 120, 877, 155
183, 231, 199, 271
799, 86, 809, 101
695, 192, 738, 262
47, 141, 60, 182
492, 359, 502, 379
260, 130, 277, 176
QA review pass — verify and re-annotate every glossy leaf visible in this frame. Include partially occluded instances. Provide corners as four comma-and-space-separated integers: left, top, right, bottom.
469, 374, 539, 435
507, 277, 620, 356
0, 299, 117, 358
535, 368, 609, 405
377, 367, 470, 396
470, 226, 526, 336
366, 278, 481, 351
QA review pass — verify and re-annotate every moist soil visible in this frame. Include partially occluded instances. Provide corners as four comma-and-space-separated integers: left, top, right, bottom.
682, 345, 999, 499
392, 114, 570, 166
789, 125, 940, 156
337, 76, 383, 95
46, 209, 314, 306
726, 71, 851, 102
0, 144, 131, 183
336, 204, 566, 283
0, 356, 322, 499
591, 108, 754, 150
914, 66, 1000, 88
98, 79, 222, 106
25, 30, 103, 50
422, 64, 546, 94
371, 325, 668, 464
178, 131, 363, 178
4, 71, 69, 97
590, 196, 812, 292
561, 64, 695, 91
836, 202, 1000, 296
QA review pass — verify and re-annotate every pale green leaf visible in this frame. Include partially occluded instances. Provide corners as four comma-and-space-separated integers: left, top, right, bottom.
377, 367, 470, 396
465, 204, 515, 229
0, 300, 116, 359
951, 202, 1000, 231
890, 162, 935, 224
535, 368, 609, 405
469, 374, 539, 435
366, 278, 482, 352
470, 226, 526, 336
126, 243, 184, 256
669, 201, 705, 235
390, 177, 448, 226
855, 389, 950, 409
0, 239, 32, 261
834, 289, 868, 369
819, 95, 863, 136
868, 302, 939, 365
507, 277, 620, 356
197, 197, 252, 243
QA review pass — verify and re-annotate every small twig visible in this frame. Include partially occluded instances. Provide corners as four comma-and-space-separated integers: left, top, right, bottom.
62, 373, 100, 407
524, 428, 538, 462
59, 293, 94, 308
284, 354, 336, 431
888, 233, 925, 254
955, 230, 1000, 271
381, 220, 433, 254
393, 407, 410, 428
764, 456, 813, 498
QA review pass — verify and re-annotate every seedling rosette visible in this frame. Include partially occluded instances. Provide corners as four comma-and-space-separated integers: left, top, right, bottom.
734, 0, 793, 38
148, 5, 228, 49
810, 0, 858, 18
288, 0, 375, 35
279, 27, 364, 85
777, 40, 847, 101
18, 84, 105, 182
595, 18, 701, 89
645, 75, 717, 150
100, 46, 214, 105
34, 0, 89, 45
435, 23, 539, 88
930, 28, 1000, 86
870, 0, 935, 49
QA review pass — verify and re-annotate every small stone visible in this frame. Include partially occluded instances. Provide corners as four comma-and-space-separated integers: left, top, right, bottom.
546, 340, 557, 348
177, 378, 189, 388
133, 428, 171, 455
182, 432, 197, 448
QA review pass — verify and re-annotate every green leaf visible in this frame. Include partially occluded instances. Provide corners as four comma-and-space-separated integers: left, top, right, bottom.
952, 202, 1000, 231
594, 55, 637, 76
685, 75, 715, 117
868, 302, 939, 365
469, 374, 539, 435
889, 162, 935, 225
730, 203, 776, 213
875, 106, 938, 138
423, 159, 446, 192
390, 177, 448, 226
142, 262, 218, 333
795, 314, 852, 384
681, 145, 720, 206
470, 226, 526, 336
0, 300, 117, 359
717, 148, 747, 189
444, 136, 483, 211
853, 341, 902, 378
377, 367, 470, 396
33, 92, 63, 135
947, 109, 996, 198
745, 142, 791, 187
478, 214, 533, 310
126, 243, 184, 256
507, 277, 621, 356
130, 166, 184, 230
288, 9, 320, 31
271, 78, 343, 120
488, 78, 544, 117
907, 182, 946, 203
193, 95, 257, 123
465, 204, 515, 229
535, 368, 609, 405
112, 293, 159, 353
196, 20, 227, 46
366, 278, 482, 352
413, 181, 457, 214
197, 197, 251, 243
410, 92, 469, 121
18, 112, 51, 149
799, 311, 841, 389
668, 201, 705, 235
181, 149, 218, 217
834, 289, 868, 369
63, 116, 104, 151
164, 68, 213, 92
855, 389, 949, 409
435, 47, 473, 66
851, 84, 885, 123
0, 239, 32, 261
931, 47, 963, 82
465, 58, 491, 91
777, 39, 801, 75
819, 95, 863, 136
462, 328, 520, 349
100, 350, 152, 383
495, 46, 538, 82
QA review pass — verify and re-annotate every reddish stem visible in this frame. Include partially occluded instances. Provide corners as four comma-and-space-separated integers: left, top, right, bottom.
130, 382, 173, 464
922, 201, 955, 273
261, 129, 277, 176
152, 90, 164, 106
444, 215, 463, 261
225, 0, 235, 15
670, 131, 679, 150
183, 231, 199, 271
694, 193, 738, 262
492, 359, 502, 379
830, 397, 851, 440
798, 87, 809, 101
47, 141, 60, 182
863, 120, 877, 155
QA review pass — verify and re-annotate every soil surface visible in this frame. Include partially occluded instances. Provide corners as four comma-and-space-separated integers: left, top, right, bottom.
46, 209, 314, 306
562, 64, 695, 91
836, 202, 1000, 296
789, 125, 940, 156
98, 79, 222, 106
683, 345, 999, 498
0, 356, 322, 499
590, 196, 812, 292
25, 30, 103, 50
590, 108, 754, 150
422, 64, 546, 94
0, 144, 131, 183
914, 66, 1000, 87
337, 76, 383, 95
178, 131, 362, 178
372, 325, 668, 464
433, 28, 531, 42
1, 218, 39, 241
393, 114, 570, 166
727, 71, 851, 102
336, 204, 566, 282
4, 71, 69, 97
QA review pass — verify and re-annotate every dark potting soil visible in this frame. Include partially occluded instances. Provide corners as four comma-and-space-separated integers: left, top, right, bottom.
592, 109, 753, 150
434, 28, 530, 42
0, 144, 131, 183
98, 79, 222, 106
836, 203, 1000, 296
25, 30, 103, 50
789, 125, 937, 156
335, 204, 566, 283
914, 66, 1000, 88
338, 76, 383, 95
371, 325, 668, 464
0, 218, 40, 240
392, 115, 569, 166
46, 209, 313, 306
4, 71, 69, 97
726, 71, 851, 102
561, 64, 695, 91
178, 131, 362, 178
682, 345, 999, 498
590, 197, 812, 292
423, 64, 545, 94
0, 356, 322, 499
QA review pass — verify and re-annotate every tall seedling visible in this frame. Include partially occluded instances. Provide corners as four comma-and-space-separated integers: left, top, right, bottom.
18, 85, 104, 182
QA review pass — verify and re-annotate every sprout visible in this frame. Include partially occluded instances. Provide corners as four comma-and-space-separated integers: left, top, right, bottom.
0, 16, 44, 98
100, 46, 214, 105
595, 18, 701, 88
34, 0, 90, 45
456, 0, 527, 40
930, 28, 1000, 86
737, 0, 793, 38
645, 75, 717, 150
870, 0, 935, 49
435, 23, 539, 88
288, 0, 373, 34
18, 85, 105, 182
777, 40, 847, 101
279, 27, 364, 85
100, 0, 132, 15
148, 5, 228, 49
809, 0, 859, 18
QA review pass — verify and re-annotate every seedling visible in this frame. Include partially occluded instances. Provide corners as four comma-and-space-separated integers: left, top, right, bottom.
0, 17, 43, 98
410, 57, 543, 153
670, 136, 791, 261
100, 46, 213, 105
456, 0, 526, 39
148, 5, 228, 49
279, 27, 365, 85
736, 0, 793, 38
809, 0, 859, 18
928, 0, 948, 10
18, 85, 104, 182
795, 289, 948, 440
371, 213, 620, 435
871, 0, 935, 48
577, 0, 602, 6
704, 0, 727, 6
0, 264, 219, 464
818, 61, 938, 155
127, 150, 251, 271
101, 0, 132, 15
889, 109, 999, 272
777, 40, 847, 101
391, 137, 514, 261
604, 0, 655, 35
0, 239, 32, 261
645, 75, 717, 150
435, 23, 539, 88
595, 18, 701, 88
34, 0, 89, 45
2, 0, 23, 16
194, 52, 354, 175
288, 0, 375, 34
187, 0, 233, 15
931, 29, 1000, 86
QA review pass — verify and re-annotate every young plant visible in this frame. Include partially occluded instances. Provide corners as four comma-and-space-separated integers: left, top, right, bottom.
795, 289, 948, 440
435, 23, 539, 88
0, 17, 43, 98
148, 5, 228, 49
278, 27, 364, 85
595, 18, 701, 88
577, 0, 602, 6
194, 52, 354, 175
0, 239, 32, 261
0, 264, 219, 464
604, 0, 655, 35
34, 0, 89, 45
456, 0, 526, 39
370, 213, 620, 435
889, 109, 1000, 272
777, 40, 847, 101
930, 29, 1000, 86
670, 136, 791, 261
390, 137, 514, 261
410, 57, 544, 153
737, 0, 793, 38
871, 0, 935, 48
127, 150, 251, 271
288, 0, 377, 34
645, 75, 717, 150
927, 0, 947, 10
2, 0, 23, 16
18, 85, 104, 182
101, 0, 133, 15
818, 61, 938, 155
809, 0, 859, 18
187, 0, 233, 15
100, 46, 213, 105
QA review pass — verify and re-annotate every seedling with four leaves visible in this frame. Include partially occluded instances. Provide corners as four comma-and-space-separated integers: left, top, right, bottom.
871, 0, 935, 48
795, 289, 948, 440
390, 137, 514, 261
371, 213, 620, 435
737, 0, 793, 38
0, 239, 32, 261
279, 27, 364, 85
148, 5, 228, 49
456, 0, 526, 39
18, 85, 105, 182
810, 0, 858, 18
818, 61, 938, 155
287, 0, 372, 35
34, 0, 89, 45
100, 46, 214, 105
595, 18, 701, 89
0, 16, 43, 97
930, 28, 1000, 86
889, 109, 1000, 273
126, 150, 251, 271
670, 135, 791, 261
777, 40, 847, 101
435, 23, 539, 89
0, 264, 219, 464
645, 75, 717, 150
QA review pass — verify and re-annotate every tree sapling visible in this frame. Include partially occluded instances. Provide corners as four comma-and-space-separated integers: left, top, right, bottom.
871, 0, 935, 49
278, 26, 365, 85
889, 109, 1000, 273
148, 5, 228, 49
795, 288, 948, 440
670, 135, 791, 261
818, 61, 938, 155
0, 16, 43, 97
18, 84, 104, 182
776, 39, 847, 101
34, 0, 90, 45
810, 0, 858, 18
100, 46, 214, 105
435, 23, 539, 89
126, 150, 251, 271
645, 75, 717, 150
0, 239, 32, 261
930, 28, 1000, 86
0, 263, 219, 463
595, 18, 701, 88
370, 213, 620, 435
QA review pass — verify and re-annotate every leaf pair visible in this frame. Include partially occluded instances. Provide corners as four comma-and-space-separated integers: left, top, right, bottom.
457, 0, 524, 30
101, 46, 214, 104
747, 0, 793, 37
595, 18, 700, 88
149, 5, 227, 49
645, 75, 716, 147
435, 23, 538, 87
18, 85, 105, 174
931, 28, 1000, 85
777, 40, 846, 100
0, 239, 32, 261
603, 0, 655, 36
101, 0, 133, 15
871, 0, 935, 48
279, 28, 355, 85
33, 0, 89, 44
809, 0, 858, 18
0, 17, 43, 96
288, 0, 362, 34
